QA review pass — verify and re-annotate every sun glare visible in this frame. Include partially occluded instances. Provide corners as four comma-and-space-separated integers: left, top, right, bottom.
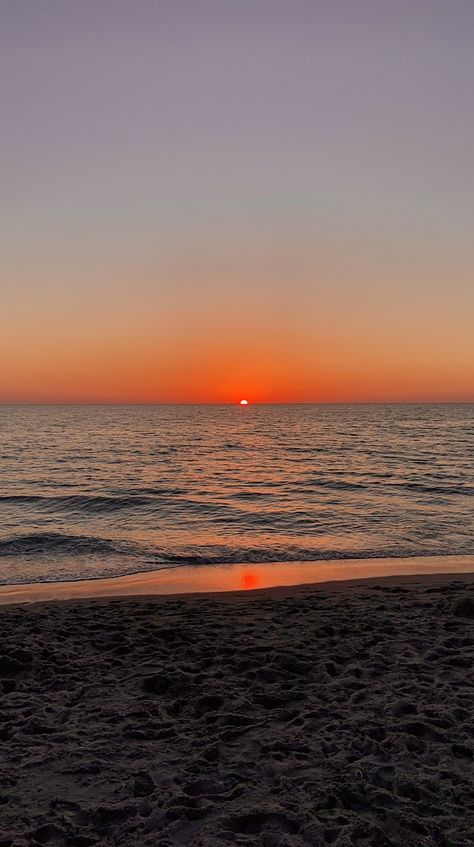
239, 399, 249, 405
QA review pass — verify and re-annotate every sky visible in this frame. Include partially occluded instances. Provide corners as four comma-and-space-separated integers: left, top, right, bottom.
1, 0, 473, 403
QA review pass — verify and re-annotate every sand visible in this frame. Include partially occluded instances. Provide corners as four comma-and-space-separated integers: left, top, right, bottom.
0, 574, 473, 846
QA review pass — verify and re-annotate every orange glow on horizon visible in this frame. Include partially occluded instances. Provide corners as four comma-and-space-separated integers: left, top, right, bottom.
1, 255, 473, 405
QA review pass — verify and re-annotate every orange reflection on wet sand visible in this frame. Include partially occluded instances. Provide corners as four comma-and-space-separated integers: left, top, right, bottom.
0, 555, 473, 606
240, 570, 260, 590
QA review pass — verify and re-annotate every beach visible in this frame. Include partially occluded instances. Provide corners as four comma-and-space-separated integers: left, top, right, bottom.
3, 0, 474, 843
1, 573, 473, 846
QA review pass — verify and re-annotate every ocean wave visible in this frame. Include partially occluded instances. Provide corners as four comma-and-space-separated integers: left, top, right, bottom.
390, 482, 473, 497
0, 493, 157, 513
1, 479, 470, 513
143, 545, 460, 568
294, 478, 472, 497
0, 532, 131, 557
228, 491, 273, 500
303, 479, 367, 491
0, 531, 420, 565
0, 533, 472, 585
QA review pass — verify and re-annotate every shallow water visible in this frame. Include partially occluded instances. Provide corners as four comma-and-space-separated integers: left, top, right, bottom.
0, 404, 472, 583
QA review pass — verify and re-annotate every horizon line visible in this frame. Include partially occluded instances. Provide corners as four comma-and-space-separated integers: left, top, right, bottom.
0, 400, 472, 407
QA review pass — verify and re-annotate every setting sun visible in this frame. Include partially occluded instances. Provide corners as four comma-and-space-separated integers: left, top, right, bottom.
239, 399, 249, 406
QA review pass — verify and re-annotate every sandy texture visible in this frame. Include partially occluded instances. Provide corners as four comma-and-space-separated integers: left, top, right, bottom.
1, 577, 473, 846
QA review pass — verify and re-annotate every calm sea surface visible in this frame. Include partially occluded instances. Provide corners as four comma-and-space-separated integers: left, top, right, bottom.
0, 404, 472, 584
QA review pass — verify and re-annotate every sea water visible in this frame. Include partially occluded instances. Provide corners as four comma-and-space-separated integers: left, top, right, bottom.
0, 404, 472, 584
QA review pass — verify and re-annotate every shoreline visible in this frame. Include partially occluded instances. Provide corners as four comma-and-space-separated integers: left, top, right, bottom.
1, 553, 473, 606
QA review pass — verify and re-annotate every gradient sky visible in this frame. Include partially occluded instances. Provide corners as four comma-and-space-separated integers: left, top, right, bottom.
1, 0, 473, 403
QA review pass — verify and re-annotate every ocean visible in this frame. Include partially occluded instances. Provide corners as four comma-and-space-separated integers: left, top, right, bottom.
0, 404, 472, 585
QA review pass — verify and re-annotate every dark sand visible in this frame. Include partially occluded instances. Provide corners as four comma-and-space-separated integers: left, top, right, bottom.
1, 574, 473, 846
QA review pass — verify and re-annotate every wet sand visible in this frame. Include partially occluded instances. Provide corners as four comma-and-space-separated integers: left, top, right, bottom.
1, 573, 473, 846
1, 553, 474, 605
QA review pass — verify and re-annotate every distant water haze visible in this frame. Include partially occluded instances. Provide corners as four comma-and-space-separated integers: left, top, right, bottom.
0, 404, 472, 585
